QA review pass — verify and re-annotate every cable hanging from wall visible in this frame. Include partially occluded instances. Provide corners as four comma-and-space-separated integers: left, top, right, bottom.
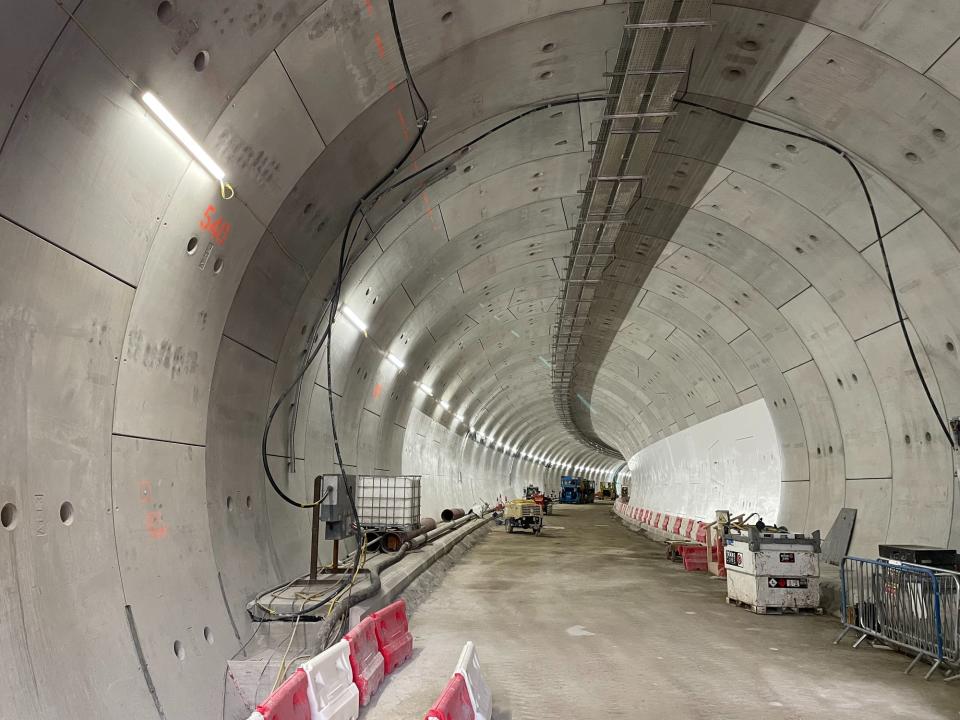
674, 96, 956, 450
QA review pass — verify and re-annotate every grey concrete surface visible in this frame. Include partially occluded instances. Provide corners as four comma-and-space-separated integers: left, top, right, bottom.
4, 1, 960, 716
366, 504, 959, 720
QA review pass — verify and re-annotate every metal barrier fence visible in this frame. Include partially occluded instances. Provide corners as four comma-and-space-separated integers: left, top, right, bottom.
892, 561, 960, 681
835, 556, 954, 679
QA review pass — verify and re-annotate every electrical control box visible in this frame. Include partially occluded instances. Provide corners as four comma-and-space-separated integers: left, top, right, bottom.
320, 473, 355, 540
724, 527, 821, 613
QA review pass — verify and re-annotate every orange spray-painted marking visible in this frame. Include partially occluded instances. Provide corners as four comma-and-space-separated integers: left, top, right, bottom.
364, 0, 374, 17
373, 383, 383, 399
395, 108, 410, 141
145, 510, 168, 540
374, 32, 386, 59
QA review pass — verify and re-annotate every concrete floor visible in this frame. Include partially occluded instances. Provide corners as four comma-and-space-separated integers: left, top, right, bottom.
364, 504, 960, 720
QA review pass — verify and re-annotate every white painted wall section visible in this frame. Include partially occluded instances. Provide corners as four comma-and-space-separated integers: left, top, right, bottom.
626, 400, 782, 525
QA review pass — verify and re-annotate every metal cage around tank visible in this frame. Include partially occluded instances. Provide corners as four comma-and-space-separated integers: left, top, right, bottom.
355, 475, 422, 530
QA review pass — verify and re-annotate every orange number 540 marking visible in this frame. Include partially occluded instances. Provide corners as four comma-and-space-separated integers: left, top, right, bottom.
200, 204, 231, 246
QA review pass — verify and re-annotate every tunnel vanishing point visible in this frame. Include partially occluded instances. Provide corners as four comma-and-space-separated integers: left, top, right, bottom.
3, 1, 960, 718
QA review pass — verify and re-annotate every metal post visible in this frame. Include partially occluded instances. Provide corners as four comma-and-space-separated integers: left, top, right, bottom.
309, 475, 322, 582
331, 538, 339, 573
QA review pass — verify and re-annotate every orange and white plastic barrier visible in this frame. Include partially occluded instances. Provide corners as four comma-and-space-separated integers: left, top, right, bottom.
372, 599, 414, 674
301, 638, 360, 720
424, 672, 475, 720
256, 668, 311, 720
343, 616, 385, 706
455, 641, 492, 720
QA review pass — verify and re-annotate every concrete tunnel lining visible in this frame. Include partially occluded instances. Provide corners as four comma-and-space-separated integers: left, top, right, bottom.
3, 0, 960, 717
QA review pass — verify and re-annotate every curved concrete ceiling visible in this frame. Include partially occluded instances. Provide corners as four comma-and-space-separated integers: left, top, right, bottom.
4, 0, 960, 717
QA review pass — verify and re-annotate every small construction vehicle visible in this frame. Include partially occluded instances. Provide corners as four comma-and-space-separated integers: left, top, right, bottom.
503, 499, 543, 535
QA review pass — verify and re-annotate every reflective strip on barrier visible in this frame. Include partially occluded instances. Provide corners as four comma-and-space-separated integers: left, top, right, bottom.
685, 519, 695, 539
343, 617, 385, 706
425, 673, 475, 720
661, 514, 670, 531
672, 517, 683, 535
301, 639, 360, 720
653, 512, 661, 527
454, 641, 492, 720
257, 668, 311, 720
373, 599, 414, 674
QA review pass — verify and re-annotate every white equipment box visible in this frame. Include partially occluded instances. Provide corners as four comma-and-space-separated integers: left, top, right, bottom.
724, 527, 821, 614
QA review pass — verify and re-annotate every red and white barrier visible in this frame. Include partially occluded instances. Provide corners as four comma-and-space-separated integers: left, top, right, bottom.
257, 668, 311, 720
424, 672, 475, 720
372, 599, 414, 674
300, 638, 360, 720
455, 641, 492, 720
343, 616, 385, 706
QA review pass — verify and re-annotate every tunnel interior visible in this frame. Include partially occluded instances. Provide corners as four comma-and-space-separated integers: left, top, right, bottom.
4, 0, 960, 717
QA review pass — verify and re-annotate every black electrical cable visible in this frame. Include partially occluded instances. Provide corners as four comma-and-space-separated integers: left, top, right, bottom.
260, 323, 332, 509
259, 21, 607, 511
372, 95, 607, 203
675, 96, 956, 449
256, 0, 432, 620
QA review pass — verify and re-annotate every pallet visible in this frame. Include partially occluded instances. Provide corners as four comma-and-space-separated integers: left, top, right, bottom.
726, 597, 824, 615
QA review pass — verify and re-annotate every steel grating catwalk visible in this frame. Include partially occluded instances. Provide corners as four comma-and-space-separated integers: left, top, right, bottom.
551, 0, 712, 456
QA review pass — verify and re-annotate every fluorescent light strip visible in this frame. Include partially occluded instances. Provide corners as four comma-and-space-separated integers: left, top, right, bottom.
418, 383, 434, 396
142, 92, 225, 181
455, 414, 465, 423
439, 400, 450, 411
341, 305, 368, 333
386, 353, 405, 370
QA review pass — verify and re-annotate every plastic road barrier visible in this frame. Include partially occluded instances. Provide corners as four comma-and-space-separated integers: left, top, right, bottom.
372, 599, 414, 673
454, 641, 493, 720
301, 639, 360, 720
343, 616, 385, 706
424, 673, 475, 720
257, 668, 311, 720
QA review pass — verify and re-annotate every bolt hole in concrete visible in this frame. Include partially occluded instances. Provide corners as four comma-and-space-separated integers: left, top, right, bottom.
186, 236, 198, 254
441, 10, 453, 22
59, 501, 74, 525
156, 1, 174, 23
173, 640, 185, 660
213, 257, 224, 274
203, 626, 214, 645
539, 71, 553, 80
723, 66, 743, 80
193, 50, 209, 72
245, 495, 252, 510
226, 495, 233, 511
1, 502, 17, 530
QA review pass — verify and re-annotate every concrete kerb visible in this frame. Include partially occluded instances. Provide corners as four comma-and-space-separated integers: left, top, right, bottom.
348, 517, 491, 628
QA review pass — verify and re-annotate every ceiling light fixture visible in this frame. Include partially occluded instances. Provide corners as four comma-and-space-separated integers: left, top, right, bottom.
142, 91, 232, 197
341, 305, 368, 334
417, 383, 434, 396
386, 352, 405, 370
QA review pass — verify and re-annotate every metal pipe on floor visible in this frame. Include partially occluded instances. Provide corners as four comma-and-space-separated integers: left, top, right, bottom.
441, 507, 465, 522
380, 517, 437, 552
